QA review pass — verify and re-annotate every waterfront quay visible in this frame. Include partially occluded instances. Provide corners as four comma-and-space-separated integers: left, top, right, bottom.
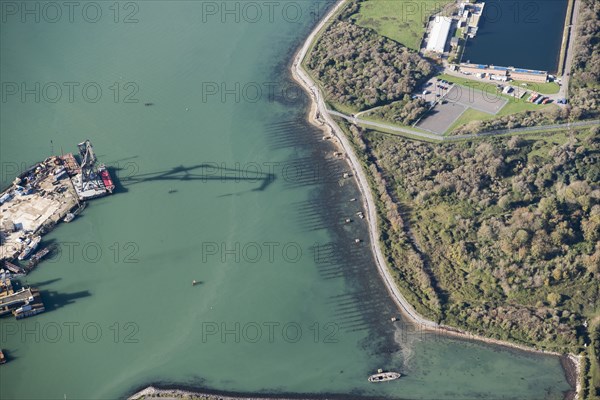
0, 140, 113, 264
0, 274, 44, 321
0, 140, 115, 331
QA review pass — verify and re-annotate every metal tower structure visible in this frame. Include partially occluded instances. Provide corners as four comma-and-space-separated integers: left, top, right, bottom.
77, 140, 97, 190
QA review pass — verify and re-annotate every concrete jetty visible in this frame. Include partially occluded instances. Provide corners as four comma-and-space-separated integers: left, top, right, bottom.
0, 279, 44, 319
0, 140, 114, 263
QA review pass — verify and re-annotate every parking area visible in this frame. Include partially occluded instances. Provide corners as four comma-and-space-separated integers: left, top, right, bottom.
415, 78, 454, 104
416, 101, 468, 135
413, 76, 509, 135
444, 85, 507, 114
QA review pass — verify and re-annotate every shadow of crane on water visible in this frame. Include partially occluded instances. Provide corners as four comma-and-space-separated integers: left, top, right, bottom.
110, 163, 276, 195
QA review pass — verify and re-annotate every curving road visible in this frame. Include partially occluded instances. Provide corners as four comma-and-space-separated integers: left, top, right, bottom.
291, 0, 438, 329
329, 109, 599, 141
290, 0, 596, 363
558, 0, 582, 100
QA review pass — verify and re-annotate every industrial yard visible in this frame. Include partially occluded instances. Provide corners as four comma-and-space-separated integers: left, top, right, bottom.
0, 140, 114, 327
0, 140, 114, 263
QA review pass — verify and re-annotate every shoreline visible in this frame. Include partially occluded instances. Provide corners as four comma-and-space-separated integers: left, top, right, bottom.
289, 0, 580, 397
128, 386, 308, 400
130, 2, 581, 399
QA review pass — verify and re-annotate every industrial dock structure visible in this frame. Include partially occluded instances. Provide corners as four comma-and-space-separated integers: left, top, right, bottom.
0, 140, 114, 325
0, 140, 114, 264
0, 140, 115, 348
0, 274, 44, 321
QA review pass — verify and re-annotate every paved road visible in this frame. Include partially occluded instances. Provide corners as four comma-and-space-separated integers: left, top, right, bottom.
558, 0, 581, 99
457, 119, 599, 139
291, 0, 440, 329
328, 109, 599, 141
355, 105, 384, 118
329, 110, 444, 140
291, 0, 598, 335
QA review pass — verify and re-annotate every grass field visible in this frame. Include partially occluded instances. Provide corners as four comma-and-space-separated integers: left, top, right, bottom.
442, 100, 555, 135
353, 0, 452, 50
510, 80, 561, 95
444, 108, 492, 133
328, 101, 360, 116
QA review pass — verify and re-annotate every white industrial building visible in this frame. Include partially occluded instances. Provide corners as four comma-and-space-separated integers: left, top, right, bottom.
426, 17, 452, 53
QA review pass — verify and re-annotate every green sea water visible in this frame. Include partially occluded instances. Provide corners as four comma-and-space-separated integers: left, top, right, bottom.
0, 1, 572, 399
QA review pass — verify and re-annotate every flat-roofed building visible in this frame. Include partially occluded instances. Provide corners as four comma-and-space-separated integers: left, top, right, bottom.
460, 63, 508, 77
426, 17, 452, 53
459, 63, 547, 82
460, 63, 509, 77
468, 13, 481, 28
487, 65, 508, 75
459, 63, 487, 75
509, 68, 548, 83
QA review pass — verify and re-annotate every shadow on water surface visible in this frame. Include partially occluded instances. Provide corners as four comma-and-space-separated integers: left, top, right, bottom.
1, 348, 19, 363
38, 289, 91, 313
24, 278, 62, 288
110, 164, 276, 195
126, 381, 405, 400
263, 116, 404, 354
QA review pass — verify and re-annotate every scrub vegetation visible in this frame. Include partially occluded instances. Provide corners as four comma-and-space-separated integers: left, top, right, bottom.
570, 0, 600, 120
306, 17, 434, 112
340, 122, 600, 355
366, 97, 430, 126
305, 0, 600, 394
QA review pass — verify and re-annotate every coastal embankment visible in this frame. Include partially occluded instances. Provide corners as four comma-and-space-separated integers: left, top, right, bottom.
130, 2, 582, 400
128, 386, 310, 400
291, 0, 438, 330
290, 0, 581, 397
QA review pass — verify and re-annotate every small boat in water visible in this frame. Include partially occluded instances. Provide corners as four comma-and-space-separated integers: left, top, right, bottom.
18, 236, 41, 261
13, 302, 45, 320
28, 247, 51, 269
98, 165, 115, 193
64, 202, 86, 223
0, 349, 6, 364
368, 369, 401, 383
4, 261, 25, 275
